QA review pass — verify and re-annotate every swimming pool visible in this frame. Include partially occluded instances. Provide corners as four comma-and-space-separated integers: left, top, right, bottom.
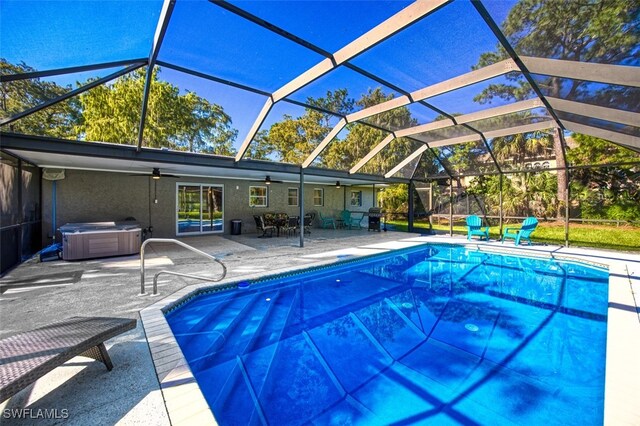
165, 244, 609, 425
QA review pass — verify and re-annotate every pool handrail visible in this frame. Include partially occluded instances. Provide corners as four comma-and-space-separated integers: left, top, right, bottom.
140, 238, 227, 295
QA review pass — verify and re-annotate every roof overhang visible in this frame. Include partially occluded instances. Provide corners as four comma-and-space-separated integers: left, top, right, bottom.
0, 132, 409, 186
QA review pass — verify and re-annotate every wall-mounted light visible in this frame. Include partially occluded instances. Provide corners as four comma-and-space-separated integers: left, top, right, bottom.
265, 176, 272, 185
152, 168, 161, 180
335, 181, 341, 189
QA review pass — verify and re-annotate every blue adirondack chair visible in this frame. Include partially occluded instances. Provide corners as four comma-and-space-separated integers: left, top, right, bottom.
340, 210, 364, 229
466, 215, 490, 241
502, 217, 538, 246
318, 211, 336, 229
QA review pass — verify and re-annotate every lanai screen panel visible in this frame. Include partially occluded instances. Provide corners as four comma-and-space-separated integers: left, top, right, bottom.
349, 0, 504, 91
147, 67, 270, 154
427, 74, 537, 116
1, 66, 129, 134
0, 1, 160, 70
530, 75, 640, 114
227, 0, 412, 52
412, 149, 448, 180
570, 164, 640, 239
245, 101, 343, 164
363, 137, 427, 177
158, 0, 325, 92
487, 127, 557, 173
565, 135, 640, 167
360, 103, 439, 132
557, 112, 639, 139
434, 139, 500, 177
310, 123, 391, 172
464, 107, 551, 134
286, 66, 402, 115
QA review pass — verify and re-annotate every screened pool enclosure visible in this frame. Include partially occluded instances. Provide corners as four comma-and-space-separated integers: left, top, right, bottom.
1, 0, 639, 248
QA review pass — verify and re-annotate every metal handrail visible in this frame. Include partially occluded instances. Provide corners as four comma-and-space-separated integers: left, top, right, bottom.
140, 238, 227, 295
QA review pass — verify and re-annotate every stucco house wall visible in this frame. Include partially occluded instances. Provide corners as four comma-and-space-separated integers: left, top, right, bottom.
41, 169, 352, 243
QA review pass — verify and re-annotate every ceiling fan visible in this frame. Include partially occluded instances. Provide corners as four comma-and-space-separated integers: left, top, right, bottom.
130, 168, 181, 179
250, 175, 283, 185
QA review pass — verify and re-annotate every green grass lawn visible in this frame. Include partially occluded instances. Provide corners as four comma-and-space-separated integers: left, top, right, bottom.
385, 220, 640, 252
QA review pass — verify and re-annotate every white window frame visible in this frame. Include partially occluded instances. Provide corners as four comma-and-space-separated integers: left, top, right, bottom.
249, 186, 268, 207
313, 188, 324, 206
287, 187, 299, 206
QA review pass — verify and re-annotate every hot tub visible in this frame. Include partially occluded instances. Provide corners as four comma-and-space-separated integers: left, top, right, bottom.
59, 222, 141, 260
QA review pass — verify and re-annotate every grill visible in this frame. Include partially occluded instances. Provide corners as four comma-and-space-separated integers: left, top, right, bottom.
368, 207, 383, 232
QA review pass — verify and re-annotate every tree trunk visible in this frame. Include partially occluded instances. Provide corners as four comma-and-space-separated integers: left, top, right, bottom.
552, 127, 567, 219
549, 76, 567, 220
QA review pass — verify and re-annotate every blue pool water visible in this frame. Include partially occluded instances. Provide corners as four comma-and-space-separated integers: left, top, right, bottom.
166, 244, 609, 425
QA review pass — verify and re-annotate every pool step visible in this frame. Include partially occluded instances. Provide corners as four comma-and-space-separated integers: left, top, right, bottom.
211, 287, 302, 417
172, 292, 259, 355
190, 292, 265, 371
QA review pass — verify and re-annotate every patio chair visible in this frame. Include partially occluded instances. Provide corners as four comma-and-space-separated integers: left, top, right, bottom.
282, 215, 299, 237
349, 212, 364, 229
502, 217, 538, 246
466, 215, 490, 241
302, 214, 313, 235
253, 215, 274, 238
0, 316, 136, 402
341, 210, 363, 229
318, 211, 336, 229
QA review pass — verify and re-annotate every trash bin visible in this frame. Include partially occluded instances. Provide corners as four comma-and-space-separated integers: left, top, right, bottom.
230, 219, 242, 235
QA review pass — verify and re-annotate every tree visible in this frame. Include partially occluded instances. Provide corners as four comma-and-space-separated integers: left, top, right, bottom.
333, 88, 417, 173
1, 59, 80, 138
246, 129, 274, 160
567, 134, 640, 220
474, 0, 639, 216
79, 67, 237, 154
262, 89, 354, 164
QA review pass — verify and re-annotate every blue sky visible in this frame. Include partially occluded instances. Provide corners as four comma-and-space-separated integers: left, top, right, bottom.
1, 0, 519, 150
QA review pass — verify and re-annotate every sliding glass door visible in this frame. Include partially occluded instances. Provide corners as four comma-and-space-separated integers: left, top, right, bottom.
177, 183, 224, 235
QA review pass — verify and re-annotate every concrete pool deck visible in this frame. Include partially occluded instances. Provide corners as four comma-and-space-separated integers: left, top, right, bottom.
0, 230, 638, 425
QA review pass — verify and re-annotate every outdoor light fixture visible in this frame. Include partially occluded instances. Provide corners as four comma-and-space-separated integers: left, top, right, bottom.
336, 181, 341, 188
265, 176, 272, 185
152, 168, 161, 180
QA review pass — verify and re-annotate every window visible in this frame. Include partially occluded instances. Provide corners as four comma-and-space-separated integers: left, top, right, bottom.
313, 188, 324, 206
249, 186, 268, 207
287, 187, 299, 206
350, 191, 362, 207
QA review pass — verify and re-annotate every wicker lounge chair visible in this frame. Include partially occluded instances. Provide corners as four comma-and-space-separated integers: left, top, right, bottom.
0, 316, 136, 402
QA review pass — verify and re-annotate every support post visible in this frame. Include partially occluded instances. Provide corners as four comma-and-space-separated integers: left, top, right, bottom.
343, 185, 346, 211
565, 168, 570, 247
299, 167, 304, 248
449, 179, 453, 237
499, 174, 503, 237
408, 181, 415, 233
372, 184, 376, 207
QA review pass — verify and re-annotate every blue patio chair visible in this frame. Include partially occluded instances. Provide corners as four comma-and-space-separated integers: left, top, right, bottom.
318, 211, 336, 229
502, 217, 538, 246
466, 215, 490, 241
349, 212, 364, 229
340, 210, 363, 229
